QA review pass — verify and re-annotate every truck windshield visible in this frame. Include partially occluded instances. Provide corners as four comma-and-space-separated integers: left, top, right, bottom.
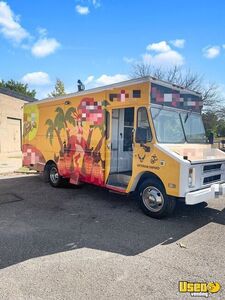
180, 112, 206, 143
151, 108, 185, 143
151, 107, 207, 144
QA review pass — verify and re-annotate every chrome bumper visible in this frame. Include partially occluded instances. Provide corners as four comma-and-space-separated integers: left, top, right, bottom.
185, 183, 225, 205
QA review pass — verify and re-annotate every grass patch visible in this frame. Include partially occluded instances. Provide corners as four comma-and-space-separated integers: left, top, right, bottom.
15, 166, 37, 174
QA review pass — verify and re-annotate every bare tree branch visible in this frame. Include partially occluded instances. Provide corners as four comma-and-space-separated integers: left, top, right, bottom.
130, 63, 223, 111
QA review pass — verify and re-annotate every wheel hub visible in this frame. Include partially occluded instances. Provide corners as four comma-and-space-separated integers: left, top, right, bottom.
50, 167, 59, 184
142, 186, 164, 212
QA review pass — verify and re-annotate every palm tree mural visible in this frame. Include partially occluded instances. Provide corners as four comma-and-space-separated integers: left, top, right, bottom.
64, 107, 76, 141
45, 98, 109, 185
45, 119, 54, 145
55, 107, 77, 141
45, 107, 65, 156
45, 107, 77, 154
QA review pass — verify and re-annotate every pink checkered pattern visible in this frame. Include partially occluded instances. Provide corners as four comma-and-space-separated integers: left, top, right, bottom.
79, 98, 103, 125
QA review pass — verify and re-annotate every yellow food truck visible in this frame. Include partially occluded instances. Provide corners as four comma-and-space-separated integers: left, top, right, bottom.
22, 76, 225, 218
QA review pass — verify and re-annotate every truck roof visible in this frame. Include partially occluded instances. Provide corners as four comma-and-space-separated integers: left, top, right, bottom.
28, 76, 202, 105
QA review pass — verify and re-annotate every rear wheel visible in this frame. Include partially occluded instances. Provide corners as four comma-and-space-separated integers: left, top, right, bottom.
138, 179, 176, 218
48, 163, 64, 188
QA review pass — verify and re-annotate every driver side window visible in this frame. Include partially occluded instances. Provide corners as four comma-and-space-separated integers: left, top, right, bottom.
136, 107, 152, 143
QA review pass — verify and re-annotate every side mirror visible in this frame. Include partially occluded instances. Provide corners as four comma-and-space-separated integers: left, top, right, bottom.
208, 132, 214, 145
136, 127, 148, 144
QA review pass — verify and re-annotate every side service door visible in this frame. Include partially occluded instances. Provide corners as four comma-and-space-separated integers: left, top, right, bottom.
133, 107, 152, 169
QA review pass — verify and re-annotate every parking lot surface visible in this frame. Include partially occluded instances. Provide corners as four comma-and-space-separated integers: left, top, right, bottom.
0, 174, 224, 299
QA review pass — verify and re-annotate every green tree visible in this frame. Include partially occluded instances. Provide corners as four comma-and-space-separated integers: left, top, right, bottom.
48, 79, 66, 97
216, 119, 225, 137
0, 79, 36, 98
202, 111, 218, 136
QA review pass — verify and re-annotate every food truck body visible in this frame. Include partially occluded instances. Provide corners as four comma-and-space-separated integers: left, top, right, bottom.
23, 77, 225, 218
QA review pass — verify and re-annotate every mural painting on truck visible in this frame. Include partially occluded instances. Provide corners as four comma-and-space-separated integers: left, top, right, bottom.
23, 97, 108, 185
23, 104, 39, 140
22, 82, 149, 188
22, 81, 183, 198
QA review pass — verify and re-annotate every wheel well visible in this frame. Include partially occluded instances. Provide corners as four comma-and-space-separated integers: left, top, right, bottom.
135, 172, 165, 192
44, 160, 56, 171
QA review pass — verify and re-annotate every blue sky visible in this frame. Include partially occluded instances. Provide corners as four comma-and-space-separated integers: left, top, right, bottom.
0, 0, 225, 99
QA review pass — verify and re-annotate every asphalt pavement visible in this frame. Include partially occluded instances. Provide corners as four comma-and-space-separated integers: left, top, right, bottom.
0, 174, 224, 299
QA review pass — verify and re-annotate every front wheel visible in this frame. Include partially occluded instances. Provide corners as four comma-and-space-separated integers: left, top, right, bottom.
48, 163, 64, 188
138, 179, 176, 218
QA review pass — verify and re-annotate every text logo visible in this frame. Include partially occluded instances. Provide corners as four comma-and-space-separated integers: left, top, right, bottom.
179, 281, 221, 298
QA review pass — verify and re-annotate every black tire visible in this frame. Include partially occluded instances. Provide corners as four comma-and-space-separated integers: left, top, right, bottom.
48, 163, 64, 188
138, 178, 176, 218
194, 201, 208, 209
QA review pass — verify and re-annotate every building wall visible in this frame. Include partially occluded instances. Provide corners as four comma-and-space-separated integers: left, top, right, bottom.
0, 93, 28, 156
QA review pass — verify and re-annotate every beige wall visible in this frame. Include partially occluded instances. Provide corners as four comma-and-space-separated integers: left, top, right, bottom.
0, 93, 28, 157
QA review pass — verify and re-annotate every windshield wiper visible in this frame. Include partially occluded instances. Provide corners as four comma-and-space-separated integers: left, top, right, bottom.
153, 106, 163, 120
184, 109, 193, 123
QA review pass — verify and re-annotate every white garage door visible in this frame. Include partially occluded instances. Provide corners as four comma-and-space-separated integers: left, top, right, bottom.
6, 117, 21, 153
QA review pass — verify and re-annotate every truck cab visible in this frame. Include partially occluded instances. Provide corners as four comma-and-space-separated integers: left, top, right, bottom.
105, 78, 225, 217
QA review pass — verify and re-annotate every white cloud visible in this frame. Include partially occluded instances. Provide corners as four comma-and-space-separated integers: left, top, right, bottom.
83, 74, 129, 88
75, 5, 90, 15
146, 41, 171, 52
203, 46, 220, 59
31, 37, 60, 57
143, 40, 185, 67
0, 1, 29, 43
143, 51, 184, 66
95, 74, 129, 85
22, 72, 51, 85
75, 1, 100, 16
0, 3, 60, 58
152, 50, 184, 66
170, 39, 185, 48
84, 75, 94, 85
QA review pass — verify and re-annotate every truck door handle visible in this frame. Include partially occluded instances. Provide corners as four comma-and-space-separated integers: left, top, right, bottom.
141, 143, 151, 152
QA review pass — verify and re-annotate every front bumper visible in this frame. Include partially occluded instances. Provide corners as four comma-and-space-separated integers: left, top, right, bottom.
185, 183, 225, 205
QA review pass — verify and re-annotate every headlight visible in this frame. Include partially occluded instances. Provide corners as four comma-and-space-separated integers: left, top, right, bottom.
188, 168, 195, 188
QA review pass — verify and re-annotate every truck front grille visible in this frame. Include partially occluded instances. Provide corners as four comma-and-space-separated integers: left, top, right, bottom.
203, 164, 222, 172
203, 174, 221, 185
201, 162, 224, 185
